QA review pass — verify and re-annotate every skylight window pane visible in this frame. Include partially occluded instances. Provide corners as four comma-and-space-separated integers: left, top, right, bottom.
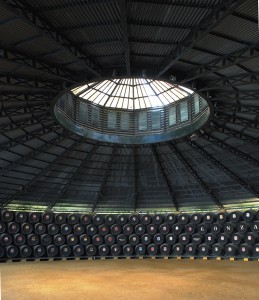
134, 99, 140, 109
139, 98, 146, 108
158, 94, 170, 105
128, 99, 134, 109
121, 112, 130, 131
151, 111, 161, 130
194, 94, 200, 115
98, 94, 109, 106
148, 95, 162, 107
107, 111, 116, 129
138, 111, 148, 131
180, 101, 189, 122
168, 106, 177, 126
123, 98, 129, 109
81, 88, 96, 100
91, 106, 99, 127
117, 98, 124, 108
179, 86, 194, 95
166, 90, 179, 101
174, 88, 188, 98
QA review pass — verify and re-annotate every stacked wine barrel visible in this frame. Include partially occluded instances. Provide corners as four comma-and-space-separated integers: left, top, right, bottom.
1, 210, 259, 260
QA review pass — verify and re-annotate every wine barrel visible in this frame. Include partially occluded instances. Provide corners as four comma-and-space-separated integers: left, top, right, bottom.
93, 215, 104, 226
242, 210, 255, 222
165, 214, 176, 225
7, 222, 19, 234
141, 234, 152, 245
110, 224, 121, 236
178, 214, 189, 225
99, 225, 109, 236
212, 244, 224, 256
42, 212, 54, 224
1, 210, 13, 222
105, 234, 115, 246
239, 244, 252, 257
67, 214, 79, 225
135, 224, 145, 235
34, 223, 46, 235
48, 224, 59, 235
147, 244, 158, 255
66, 234, 78, 246
13, 234, 26, 246
197, 223, 208, 235
160, 244, 171, 256
86, 245, 97, 256
53, 234, 65, 246
98, 244, 109, 256
223, 222, 236, 234
46, 245, 58, 257
129, 234, 139, 246
27, 234, 39, 246
216, 212, 228, 223
218, 233, 229, 245
73, 245, 84, 256
135, 244, 146, 256
0, 222, 6, 234
5, 245, 18, 258
117, 215, 128, 226
152, 214, 163, 225
153, 233, 164, 245
123, 244, 134, 256
73, 224, 84, 235
210, 223, 222, 235
191, 234, 203, 245
33, 245, 45, 257
225, 244, 238, 256
105, 215, 116, 226
166, 234, 177, 245
80, 214, 92, 225
60, 245, 71, 257
172, 244, 184, 256
80, 234, 91, 246
123, 224, 134, 236
172, 224, 183, 235
185, 223, 196, 235
185, 244, 197, 256
129, 214, 140, 226
92, 234, 103, 246
231, 233, 245, 245
190, 213, 202, 225
198, 244, 211, 256
55, 213, 67, 225
29, 212, 41, 224
252, 244, 259, 257
237, 222, 249, 234
245, 232, 258, 245
40, 234, 52, 246
61, 224, 72, 235
147, 224, 157, 235
110, 244, 121, 256
179, 233, 190, 245
15, 212, 27, 223
0, 233, 12, 246
21, 223, 33, 234
141, 215, 152, 225
159, 223, 170, 235
203, 213, 215, 224
86, 225, 97, 236
19, 245, 32, 258
251, 221, 259, 234
117, 234, 127, 246
204, 233, 217, 245
229, 211, 241, 223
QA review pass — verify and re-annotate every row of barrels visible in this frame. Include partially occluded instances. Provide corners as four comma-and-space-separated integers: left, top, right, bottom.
1, 232, 259, 247
1, 210, 259, 225
1, 221, 259, 236
2, 243, 259, 259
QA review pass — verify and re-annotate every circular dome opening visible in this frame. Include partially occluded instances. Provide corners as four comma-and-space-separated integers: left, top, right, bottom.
52, 77, 212, 144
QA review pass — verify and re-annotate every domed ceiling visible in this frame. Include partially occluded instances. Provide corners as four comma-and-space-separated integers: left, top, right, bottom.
0, 0, 259, 213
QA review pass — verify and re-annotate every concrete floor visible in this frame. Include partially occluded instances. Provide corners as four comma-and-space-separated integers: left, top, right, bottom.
1, 259, 259, 300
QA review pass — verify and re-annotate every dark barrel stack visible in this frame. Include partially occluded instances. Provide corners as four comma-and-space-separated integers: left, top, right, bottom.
0, 210, 259, 260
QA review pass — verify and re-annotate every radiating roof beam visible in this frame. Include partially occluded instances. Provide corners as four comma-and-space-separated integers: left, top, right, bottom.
120, 0, 131, 75
157, 0, 247, 77
151, 145, 179, 211
92, 146, 117, 212
168, 142, 224, 209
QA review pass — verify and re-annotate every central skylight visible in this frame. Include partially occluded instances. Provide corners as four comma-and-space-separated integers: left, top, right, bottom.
72, 78, 194, 110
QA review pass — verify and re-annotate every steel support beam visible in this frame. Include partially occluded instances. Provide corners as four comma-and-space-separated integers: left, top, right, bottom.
1, 139, 82, 207
186, 139, 259, 198
168, 142, 224, 209
120, 0, 131, 75
48, 143, 100, 210
151, 145, 179, 211
157, 0, 246, 77
92, 146, 117, 212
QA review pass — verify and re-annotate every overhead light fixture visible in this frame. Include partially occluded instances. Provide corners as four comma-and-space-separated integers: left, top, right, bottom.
51, 77, 212, 144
